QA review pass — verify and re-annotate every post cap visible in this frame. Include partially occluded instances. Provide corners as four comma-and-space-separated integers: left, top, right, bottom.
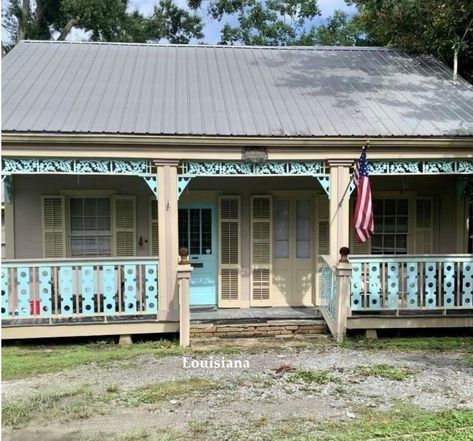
339, 247, 350, 263
179, 247, 189, 265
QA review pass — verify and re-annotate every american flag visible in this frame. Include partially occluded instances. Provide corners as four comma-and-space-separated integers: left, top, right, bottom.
353, 145, 374, 242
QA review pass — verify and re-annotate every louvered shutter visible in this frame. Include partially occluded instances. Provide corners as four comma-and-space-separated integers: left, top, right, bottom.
415, 197, 433, 254
350, 199, 371, 254
251, 196, 272, 305
150, 198, 159, 256
112, 196, 136, 257
317, 195, 330, 255
218, 196, 240, 307
41, 196, 66, 258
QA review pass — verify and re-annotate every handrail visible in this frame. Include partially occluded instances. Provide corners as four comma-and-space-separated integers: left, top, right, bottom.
2, 256, 159, 268
319, 254, 337, 268
349, 254, 472, 262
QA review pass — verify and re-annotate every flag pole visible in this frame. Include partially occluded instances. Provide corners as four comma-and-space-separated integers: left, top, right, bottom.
337, 141, 370, 207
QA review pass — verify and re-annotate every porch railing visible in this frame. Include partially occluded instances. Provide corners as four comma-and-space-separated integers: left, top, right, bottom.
319, 255, 338, 336
349, 255, 473, 313
1, 257, 159, 320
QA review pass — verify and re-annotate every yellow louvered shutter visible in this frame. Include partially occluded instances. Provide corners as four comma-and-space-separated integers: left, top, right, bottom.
218, 196, 240, 307
317, 195, 330, 255
41, 196, 66, 258
150, 198, 159, 256
113, 196, 136, 257
415, 197, 433, 254
349, 199, 371, 254
251, 196, 272, 305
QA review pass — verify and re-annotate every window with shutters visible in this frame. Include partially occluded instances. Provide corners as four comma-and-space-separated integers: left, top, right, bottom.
70, 198, 111, 257
42, 196, 66, 258
150, 199, 158, 256
372, 199, 409, 255
469, 200, 473, 254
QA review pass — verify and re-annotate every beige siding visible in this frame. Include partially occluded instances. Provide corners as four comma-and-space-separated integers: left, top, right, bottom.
13, 175, 154, 258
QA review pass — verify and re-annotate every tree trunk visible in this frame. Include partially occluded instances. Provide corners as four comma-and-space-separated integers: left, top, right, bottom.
57, 17, 78, 41
17, 0, 30, 41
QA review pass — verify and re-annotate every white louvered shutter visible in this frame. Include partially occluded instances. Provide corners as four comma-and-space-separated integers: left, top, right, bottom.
41, 196, 66, 258
150, 198, 159, 256
350, 199, 371, 254
113, 196, 136, 257
415, 197, 433, 254
317, 195, 330, 255
251, 196, 272, 305
219, 196, 240, 307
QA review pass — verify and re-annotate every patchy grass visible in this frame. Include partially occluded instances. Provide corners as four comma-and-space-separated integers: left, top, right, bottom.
122, 377, 218, 406
2, 387, 88, 428
341, 336, 473, 352
288, 369, 337, 385
1, 340, 247, 381
354, 364, 415, 381
1, 340, 186, 380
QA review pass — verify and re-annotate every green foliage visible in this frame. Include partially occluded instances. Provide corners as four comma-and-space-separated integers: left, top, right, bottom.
341, 336, 473, 351
2, 0, 203, 49
347, 0, 473, 81
192, 0, 321, 45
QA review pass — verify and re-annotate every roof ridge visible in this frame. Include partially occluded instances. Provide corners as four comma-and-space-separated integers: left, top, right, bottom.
20, 40, 400, 52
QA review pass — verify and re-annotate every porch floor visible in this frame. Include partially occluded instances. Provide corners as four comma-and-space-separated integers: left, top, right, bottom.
2, 307, 322, 327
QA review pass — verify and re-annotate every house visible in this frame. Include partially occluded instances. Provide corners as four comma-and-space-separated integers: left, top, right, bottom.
2, 40, 473, 342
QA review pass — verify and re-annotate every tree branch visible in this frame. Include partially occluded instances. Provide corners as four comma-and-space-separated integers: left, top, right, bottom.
57, 17, 79, 41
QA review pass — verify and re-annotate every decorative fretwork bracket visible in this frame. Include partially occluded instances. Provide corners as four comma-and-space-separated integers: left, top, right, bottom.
316, 176, 330, 197
177, 177, 192, 199
2, 176, 12, 204
178, 160, 331, 198
143, 176, 158, 198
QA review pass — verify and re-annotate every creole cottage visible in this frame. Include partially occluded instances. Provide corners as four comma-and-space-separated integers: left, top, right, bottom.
2, 41, 473, 342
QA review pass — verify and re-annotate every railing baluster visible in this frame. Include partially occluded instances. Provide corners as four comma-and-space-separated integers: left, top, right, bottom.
59, 266, 74, 316
145, 264, 158, 313
443, 261, 455, 309
368, 262, 381, 309
387, 261, 399, 309
1, 266, 9, 318
81, 265, 95, 316
39, 266, 52, 317
462, 261, 473, 308
95, 266, 100, 315
118, 264, 122, 314
424, 261, 436, 308
17, 267, 30, 317
123, 264, 137, 314
53, 266, 59, 316
138, 264, 143, 313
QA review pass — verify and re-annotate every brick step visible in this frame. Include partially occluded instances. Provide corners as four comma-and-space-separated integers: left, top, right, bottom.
190, 319, 329, 339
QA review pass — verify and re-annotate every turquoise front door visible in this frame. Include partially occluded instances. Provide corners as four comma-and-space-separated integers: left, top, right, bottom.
178, 203, 218, 305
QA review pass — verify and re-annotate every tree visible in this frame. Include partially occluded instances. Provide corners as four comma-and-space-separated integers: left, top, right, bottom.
2, 0, 203, 50
308, 9, 371, 46
190, 0, 321, 46
347, 0, 473, 82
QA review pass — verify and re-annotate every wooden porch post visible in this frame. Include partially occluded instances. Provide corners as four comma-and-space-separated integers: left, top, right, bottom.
177, 248, 192, 347
155, 160, 180, 318
335, 251, 352, 342
328, 160, 352, 263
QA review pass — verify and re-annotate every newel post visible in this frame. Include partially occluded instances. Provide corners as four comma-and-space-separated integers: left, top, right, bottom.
335, 247, 352, 342
177, 247, 192, 347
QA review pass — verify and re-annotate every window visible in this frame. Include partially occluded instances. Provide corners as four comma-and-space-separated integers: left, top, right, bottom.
178, 208, 212, 255
273, 200, 289, 258
70, 198, 111, 256
296, 200, 311, 258
372, 199, 408, 255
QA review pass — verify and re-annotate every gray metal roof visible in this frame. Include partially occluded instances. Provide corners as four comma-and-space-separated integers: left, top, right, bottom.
3, 40, 473, 137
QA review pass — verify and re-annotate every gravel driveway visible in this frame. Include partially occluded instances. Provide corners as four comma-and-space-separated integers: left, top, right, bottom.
2, 339, 473, 441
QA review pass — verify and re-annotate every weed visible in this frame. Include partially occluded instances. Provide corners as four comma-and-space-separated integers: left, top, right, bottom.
354, 364, 414, 381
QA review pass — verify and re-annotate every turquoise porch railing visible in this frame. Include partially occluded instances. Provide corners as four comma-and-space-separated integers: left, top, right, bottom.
319, 255, 338, 335
1, 257, 159, 320
350, 255, 473, 312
